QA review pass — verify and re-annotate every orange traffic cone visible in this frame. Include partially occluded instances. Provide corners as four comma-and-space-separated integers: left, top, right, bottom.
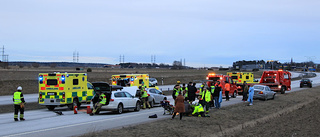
87, 106, 92, 114
74, 106, 78, 114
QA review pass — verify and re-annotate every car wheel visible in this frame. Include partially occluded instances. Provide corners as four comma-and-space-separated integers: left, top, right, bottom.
134, 101, 141, 111
272, 94, 275, 100
310, 85, 312, 88
300, 85, 302, 88
150, 100, 154, 108
280, 87, 285, 94
264, 96, 268, 101
232, 91, 237, 98
46, 106, 55, 111
117, 103, 123, 114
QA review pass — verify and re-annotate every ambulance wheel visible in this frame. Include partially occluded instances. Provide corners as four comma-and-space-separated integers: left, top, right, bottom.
116, 103, 123, 114
46, 106, 55, 111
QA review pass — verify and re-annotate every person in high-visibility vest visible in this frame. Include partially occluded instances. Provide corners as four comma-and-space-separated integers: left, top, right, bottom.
172, 85, 180, 100
210, 82, 215, 108
201, 87, 212, 114
181, 83, 188, 101
199, 82, 205, 96
198, 83, 205, 107
191, 101, 209, 117
140, 83, 151, 109
91, 92, 106, 116
13, 86, 25, 121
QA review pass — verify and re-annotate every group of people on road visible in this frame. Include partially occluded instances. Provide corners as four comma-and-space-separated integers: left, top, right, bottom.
171, 80, 256, 120
171, 81, 225, 120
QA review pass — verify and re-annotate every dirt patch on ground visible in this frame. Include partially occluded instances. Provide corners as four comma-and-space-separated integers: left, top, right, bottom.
80, 86, 320, 137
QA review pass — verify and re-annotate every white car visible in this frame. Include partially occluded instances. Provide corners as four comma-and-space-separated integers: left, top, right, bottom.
98, 90, 141, 114
91, 83, 141, 114
146, 88, 167, 107
149, 78, 158, 87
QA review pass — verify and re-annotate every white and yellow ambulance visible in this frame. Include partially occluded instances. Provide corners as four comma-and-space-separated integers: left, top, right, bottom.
38, 72, 94, 110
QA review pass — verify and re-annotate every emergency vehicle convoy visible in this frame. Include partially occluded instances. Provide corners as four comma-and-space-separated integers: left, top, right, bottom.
206, 73, 238, 98
227, 72, 259, 95
38, 73, 94, 110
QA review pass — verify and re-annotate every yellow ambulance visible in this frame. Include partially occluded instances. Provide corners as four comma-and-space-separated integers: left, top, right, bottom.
38, 72, 94, 110
111, 74, 150, 87
227, 72, 258, 94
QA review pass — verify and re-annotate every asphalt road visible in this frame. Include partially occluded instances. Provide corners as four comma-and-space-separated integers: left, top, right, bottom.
0, 71, 319, 137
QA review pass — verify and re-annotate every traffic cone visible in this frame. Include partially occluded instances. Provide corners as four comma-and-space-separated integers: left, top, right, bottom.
87, 106, 92, 114
74, 106, 78, 114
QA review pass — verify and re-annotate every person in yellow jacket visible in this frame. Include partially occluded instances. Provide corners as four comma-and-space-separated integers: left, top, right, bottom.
140, 83, 151, 109
191, 101, 209, 117
13, 86, 26, 121
90, 92, 106, 116
201, 87, 212, 114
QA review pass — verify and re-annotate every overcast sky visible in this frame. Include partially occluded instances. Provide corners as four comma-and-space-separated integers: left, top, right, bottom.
0, 0, 319, 67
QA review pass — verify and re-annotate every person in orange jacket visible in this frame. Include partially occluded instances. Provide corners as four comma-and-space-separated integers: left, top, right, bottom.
225, 82, 230, 101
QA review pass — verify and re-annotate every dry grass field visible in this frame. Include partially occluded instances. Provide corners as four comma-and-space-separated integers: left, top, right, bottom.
0, 67, 263, 96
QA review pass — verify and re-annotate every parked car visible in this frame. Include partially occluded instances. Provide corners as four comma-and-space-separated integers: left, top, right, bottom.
149, 78, 158, 87
253, 85, 276, 101
300, 79, 312, 88
146, 88, 166, 107
91, 82, 141, 114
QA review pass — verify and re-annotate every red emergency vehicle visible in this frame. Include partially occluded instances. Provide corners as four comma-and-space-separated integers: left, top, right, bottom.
259, 70, 291, 94
206, 73, 238, 98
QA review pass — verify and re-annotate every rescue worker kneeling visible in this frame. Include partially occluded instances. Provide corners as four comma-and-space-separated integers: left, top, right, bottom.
191, 101, 210, 117
90, 91, 106, 116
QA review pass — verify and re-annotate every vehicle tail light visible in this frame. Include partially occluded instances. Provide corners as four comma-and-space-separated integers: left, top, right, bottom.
62, 92, 65, 99
110, 99, 114, 102
39, 92, 42, 99
259, 91, 263, 94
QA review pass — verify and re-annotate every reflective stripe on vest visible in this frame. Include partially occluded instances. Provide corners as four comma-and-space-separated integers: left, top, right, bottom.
99, 94, 106, 105
14, 92, 22, 105
211, 86, 215, 94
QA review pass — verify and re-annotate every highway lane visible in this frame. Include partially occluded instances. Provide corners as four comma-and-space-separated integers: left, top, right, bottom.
0, 72, 319, 137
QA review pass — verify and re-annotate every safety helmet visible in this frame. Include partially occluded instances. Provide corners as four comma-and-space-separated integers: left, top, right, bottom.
177, 81, 181, 84
17, 86, 22, 91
